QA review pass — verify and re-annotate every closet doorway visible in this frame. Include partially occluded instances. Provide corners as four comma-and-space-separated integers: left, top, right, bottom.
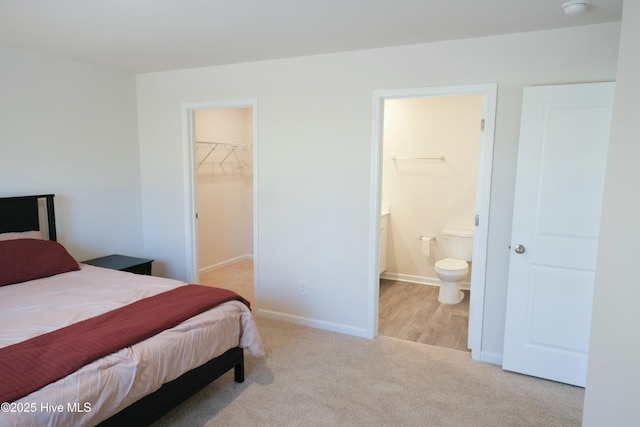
184, 100, 258, 308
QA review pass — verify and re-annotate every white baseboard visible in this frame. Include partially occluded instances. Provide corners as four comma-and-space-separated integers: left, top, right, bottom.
380, 271, 440, 286
380, 271, 470, 290
256, 309, 370, 338
199, 254, 253, 273
477, 351, 503, 366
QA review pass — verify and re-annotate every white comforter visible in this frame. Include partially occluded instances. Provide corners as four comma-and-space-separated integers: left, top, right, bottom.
0, 264, 265, 426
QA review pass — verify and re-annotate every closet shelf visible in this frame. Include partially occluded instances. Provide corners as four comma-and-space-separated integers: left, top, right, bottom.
196, 141, 252, 150
195, 141, 252, 170
391, 155, 445, 161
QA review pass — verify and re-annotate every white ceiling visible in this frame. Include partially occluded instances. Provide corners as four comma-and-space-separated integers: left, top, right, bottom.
0, 0, 623, 74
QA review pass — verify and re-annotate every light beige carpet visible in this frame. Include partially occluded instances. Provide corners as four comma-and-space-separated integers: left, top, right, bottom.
199, 259, 254, 307
152, 317, 584, 427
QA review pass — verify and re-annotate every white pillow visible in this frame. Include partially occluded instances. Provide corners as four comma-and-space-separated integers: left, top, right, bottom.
0, 230, 44, 241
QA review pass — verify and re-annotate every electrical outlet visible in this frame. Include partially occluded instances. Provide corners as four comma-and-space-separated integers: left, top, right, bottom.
298, 280, 308, 295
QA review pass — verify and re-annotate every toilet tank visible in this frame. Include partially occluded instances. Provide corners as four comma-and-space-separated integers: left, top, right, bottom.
441, 229, 474, 261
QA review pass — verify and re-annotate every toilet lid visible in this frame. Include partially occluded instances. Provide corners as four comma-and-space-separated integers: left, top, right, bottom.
435, 258, 468, 270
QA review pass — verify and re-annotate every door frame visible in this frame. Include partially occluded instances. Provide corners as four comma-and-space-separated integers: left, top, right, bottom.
182, 99, 259, 302
368, 84, 497, 360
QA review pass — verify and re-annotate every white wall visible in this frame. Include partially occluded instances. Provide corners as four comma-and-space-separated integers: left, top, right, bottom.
136, 23, 620, 353
583, 2, 640, 425
195, 108, 253, 270
382, 96, 482, 284
0, 45, 142, 261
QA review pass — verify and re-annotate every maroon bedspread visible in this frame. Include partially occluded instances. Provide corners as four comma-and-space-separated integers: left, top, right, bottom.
0, 284, 249, 403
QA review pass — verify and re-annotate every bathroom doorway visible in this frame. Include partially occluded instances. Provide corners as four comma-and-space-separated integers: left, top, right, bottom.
183, 100, 259, 307
379, 94, 481, 351
369, 84, 497, 359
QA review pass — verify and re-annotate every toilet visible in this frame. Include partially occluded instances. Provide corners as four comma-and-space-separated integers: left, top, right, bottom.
434, 229, 473, 304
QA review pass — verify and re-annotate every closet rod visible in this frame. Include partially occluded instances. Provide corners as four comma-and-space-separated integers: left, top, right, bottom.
391, 156, 445, 161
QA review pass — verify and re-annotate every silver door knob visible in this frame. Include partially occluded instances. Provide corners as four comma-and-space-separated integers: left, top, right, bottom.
514, 244, 526, 254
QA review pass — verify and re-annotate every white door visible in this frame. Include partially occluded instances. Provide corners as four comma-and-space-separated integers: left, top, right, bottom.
502, 82, 614, 386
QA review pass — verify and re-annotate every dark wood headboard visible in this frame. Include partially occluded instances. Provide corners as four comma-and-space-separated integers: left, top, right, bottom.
0, 194, 57, 241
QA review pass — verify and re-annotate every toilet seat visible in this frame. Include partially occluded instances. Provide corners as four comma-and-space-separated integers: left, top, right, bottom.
435, 258, 468, 272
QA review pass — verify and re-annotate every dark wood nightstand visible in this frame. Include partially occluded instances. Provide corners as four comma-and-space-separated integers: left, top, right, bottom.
83, 254, 154, 276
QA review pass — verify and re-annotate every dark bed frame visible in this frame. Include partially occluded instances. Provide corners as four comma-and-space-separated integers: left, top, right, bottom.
0, 194, 245, 426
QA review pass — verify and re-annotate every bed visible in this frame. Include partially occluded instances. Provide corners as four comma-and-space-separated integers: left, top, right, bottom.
0, 194, 265, 426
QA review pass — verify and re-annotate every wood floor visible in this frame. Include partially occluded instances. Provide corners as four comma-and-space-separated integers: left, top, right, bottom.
379, 279, 470, 352
199, 261, 470, 352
